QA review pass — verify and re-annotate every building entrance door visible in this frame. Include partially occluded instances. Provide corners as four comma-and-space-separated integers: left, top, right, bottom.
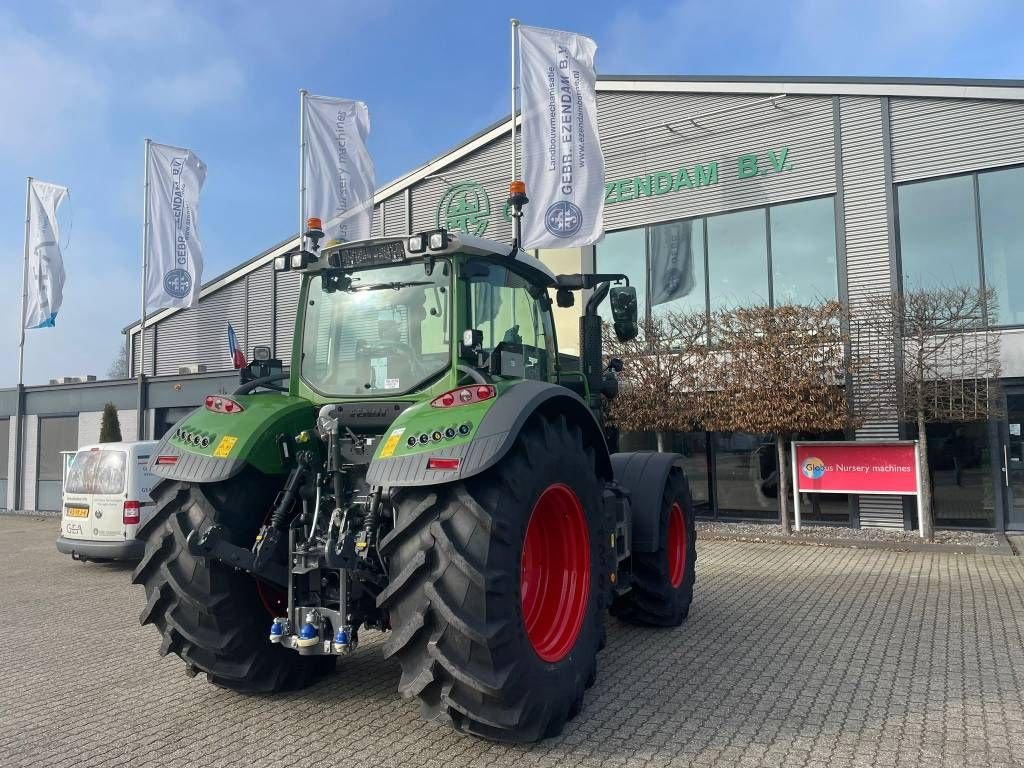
999, 391, 1024, 530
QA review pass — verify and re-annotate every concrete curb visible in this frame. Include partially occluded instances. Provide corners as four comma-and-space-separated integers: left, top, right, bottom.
698, 531, 1016, 556
0, 509, 60, 519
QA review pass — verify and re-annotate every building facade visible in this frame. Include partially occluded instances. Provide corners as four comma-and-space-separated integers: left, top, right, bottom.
4, 76, 1024, 530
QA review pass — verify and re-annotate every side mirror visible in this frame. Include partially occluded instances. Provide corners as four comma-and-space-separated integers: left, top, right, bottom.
609, 286, 639, 342
556, 288, 575, 308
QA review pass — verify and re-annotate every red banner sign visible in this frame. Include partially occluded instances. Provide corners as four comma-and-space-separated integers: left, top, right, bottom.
794, 442, 919, 494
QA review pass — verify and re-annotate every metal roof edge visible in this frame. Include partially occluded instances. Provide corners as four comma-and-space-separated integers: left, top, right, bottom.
597, 74, 1024, 88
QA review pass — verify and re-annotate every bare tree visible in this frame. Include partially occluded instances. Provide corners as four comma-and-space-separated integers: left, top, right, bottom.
108, 340, 129, 379
704, 301, 859, 534
606, 302, 859, 533
604, 310, 713, 450
852, 286, 1001, 541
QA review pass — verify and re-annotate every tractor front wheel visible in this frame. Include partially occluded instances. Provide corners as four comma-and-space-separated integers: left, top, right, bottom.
612, 470, 696, 627
378, 413, 609, 742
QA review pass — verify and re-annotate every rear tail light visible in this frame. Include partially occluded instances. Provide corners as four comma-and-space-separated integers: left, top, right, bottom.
155, 455, 179, 466
123, 500, 141, 525
430, 385, 495, 408
205, 395, 244, 413
427, 457, 460, 470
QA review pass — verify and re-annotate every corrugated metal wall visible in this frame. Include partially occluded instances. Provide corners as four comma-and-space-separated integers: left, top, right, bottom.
247, 264, 275, 354
130, 326, 156, 378
370, 204, 383, 238
153, 280, 247, 375
598, 93, 836, 230
411, 130, 516, 243
275, 270, 303, 364
383, 194, 406, 236
838, 96, 902, 527
890, 97, 1024, 182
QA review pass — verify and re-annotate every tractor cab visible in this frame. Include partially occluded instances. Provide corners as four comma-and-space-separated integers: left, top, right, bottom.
272, 228, 639, 414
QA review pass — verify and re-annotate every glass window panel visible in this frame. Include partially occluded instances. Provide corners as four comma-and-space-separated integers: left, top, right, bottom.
649, 219, 706, 318
38, 416, 78, 481
770, 197, 838, 304
979, 166, 1024, 326
906, 420, 995, 528
713, 432, 778, 519
597, 229, 646, 323
707, 209, 769, 310
898, 175, 979, 291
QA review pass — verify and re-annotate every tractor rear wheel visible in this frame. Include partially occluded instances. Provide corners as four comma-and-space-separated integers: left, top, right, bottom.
132, 472, 335, 692
612, 470, 696, 627
378, 413, 609, 742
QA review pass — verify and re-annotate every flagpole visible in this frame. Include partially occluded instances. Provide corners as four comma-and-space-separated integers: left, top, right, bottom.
13, 177, 31, 510
18, 177, 31, 387
137, 138, 151, 440
299, 88, 308, 252
510, 18, 519, 184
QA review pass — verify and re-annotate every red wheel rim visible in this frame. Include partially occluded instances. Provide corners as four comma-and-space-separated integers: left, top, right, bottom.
520, 484, 591, 663
256, 579, 287, 618
256, 507, 287, 618
667, 502, 686, 589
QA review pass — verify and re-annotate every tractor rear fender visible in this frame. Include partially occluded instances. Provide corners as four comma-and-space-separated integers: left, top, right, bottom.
611, 451, 686, 552
366, 379, 612, 487
148, 393, 316, 484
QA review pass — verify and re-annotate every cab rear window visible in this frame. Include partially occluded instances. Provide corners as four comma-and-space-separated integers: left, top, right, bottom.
65, 450, 127, 495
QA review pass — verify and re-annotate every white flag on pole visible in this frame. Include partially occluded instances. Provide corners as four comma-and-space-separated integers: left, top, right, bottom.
24, 180, 69, 329
519, 24, 605, 249
303, 95, 375, 243
146, 142, 206, 311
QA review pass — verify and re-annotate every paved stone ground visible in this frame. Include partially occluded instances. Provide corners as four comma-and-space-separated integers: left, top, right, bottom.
3, 515, 1024, 768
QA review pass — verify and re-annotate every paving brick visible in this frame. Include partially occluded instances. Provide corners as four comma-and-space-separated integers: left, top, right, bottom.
3, 515, 1024, 767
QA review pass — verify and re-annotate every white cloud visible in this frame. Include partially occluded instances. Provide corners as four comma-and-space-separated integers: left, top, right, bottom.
70, 0, 206, 44
0, 20, 107, 156
140, 59, 246, 114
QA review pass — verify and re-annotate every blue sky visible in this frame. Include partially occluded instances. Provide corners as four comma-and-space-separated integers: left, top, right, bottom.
1, 0, 1021, 386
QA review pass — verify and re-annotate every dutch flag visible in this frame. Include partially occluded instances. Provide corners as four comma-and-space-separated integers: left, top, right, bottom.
227, 323, 246, 369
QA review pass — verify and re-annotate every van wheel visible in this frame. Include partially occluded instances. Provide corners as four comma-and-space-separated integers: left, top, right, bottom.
132, 472, 334, 692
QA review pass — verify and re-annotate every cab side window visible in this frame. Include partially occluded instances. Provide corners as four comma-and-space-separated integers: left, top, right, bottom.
465, 263, 555, 380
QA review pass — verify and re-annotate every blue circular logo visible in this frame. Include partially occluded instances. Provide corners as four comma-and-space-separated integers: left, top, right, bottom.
801, 457, 826, 480
544, 201, 583, 238
164, 268, 193, 299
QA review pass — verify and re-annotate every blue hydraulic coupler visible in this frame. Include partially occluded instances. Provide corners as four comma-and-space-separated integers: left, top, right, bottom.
269, 619, 285, 643
296, 622, 319, 648
333, 627, 350, 653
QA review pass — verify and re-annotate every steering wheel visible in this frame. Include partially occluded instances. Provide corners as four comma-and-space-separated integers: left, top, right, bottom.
457, 363, 492, 385
233, 371, 289, 395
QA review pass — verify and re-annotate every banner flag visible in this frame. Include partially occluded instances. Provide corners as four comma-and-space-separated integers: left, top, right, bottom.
24, 180, 69, 329
519, 24, 605, 249
649, 220, 697, 306
146, 142, 206, 311
303, 95, 375, 243
227, 322, 246, 369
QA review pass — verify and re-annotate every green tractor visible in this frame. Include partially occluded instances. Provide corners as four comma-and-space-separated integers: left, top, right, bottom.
133, 221, 697, 742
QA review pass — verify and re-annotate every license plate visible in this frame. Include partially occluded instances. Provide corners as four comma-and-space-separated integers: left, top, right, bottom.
65, 506, 89, 518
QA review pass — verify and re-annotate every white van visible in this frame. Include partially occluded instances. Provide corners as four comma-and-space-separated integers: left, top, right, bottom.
55, 441, 159, 561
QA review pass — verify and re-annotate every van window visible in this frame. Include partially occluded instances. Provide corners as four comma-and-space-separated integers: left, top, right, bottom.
65, 450, 127, 495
